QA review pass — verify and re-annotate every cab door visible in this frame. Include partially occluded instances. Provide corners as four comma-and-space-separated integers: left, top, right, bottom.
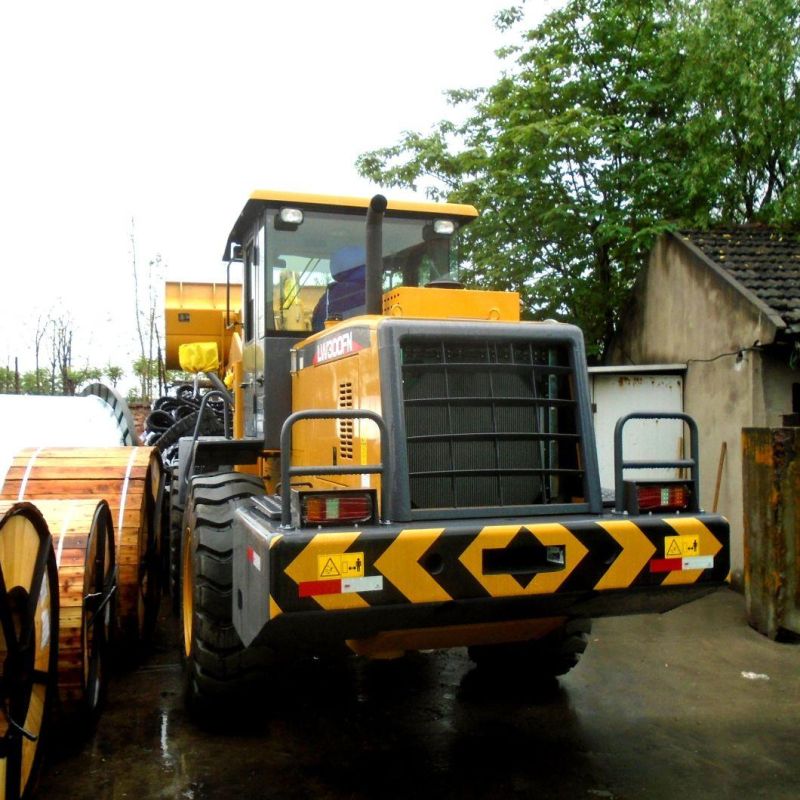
242, 226, 265, 438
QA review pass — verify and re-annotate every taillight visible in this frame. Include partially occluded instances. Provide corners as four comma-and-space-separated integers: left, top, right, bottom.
636, 484, 690, 512
300, 491, 375, 526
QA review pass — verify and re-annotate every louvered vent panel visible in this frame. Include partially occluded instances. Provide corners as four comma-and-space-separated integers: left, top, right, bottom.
338, 382, 354, 460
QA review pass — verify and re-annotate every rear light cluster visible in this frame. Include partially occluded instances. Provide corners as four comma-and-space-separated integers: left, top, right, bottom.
300, 491, 376, 527
623, 481, 693, 514
637, 484, 690, 512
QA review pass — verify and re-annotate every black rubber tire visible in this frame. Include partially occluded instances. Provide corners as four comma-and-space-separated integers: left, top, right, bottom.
153, 397, 180, 414
167, 468, 183, 612
182, 471, 270, 717
145, 409, 173, 433
173, 404, 196, 421
467, 618, 592, 678
153, 409, 224, 453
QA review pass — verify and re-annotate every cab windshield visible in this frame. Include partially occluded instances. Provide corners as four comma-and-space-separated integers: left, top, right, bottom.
265, 209, 462, 332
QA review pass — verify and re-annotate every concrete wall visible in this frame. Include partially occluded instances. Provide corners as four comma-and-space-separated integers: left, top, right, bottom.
757, 349, 799, 427
607, 234, 783, 585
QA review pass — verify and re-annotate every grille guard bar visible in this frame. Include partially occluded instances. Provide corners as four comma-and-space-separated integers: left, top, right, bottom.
279, 408, 392, 528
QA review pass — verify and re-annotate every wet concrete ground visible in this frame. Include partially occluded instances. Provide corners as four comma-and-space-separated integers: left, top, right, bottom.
38, 588, 799, 800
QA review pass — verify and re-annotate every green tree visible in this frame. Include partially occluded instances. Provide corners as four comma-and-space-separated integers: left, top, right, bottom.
130, 219, 167, 403
0, 366, 16, 394
357, 0, 800, 355
132, 357, 160, 401
674, 0, 800, 222
20, 369, 51, 395
104, 364, 124, 387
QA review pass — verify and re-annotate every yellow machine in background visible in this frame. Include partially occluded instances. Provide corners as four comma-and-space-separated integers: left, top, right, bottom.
164, 281, 241, 370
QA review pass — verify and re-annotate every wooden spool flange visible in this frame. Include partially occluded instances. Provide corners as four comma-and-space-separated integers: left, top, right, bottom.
0, 503, 59, 800
0, 448, 163, 642
0, 500, 116, 717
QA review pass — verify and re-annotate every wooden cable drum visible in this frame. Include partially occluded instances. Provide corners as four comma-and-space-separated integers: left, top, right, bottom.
0, 500, 116, 719
0, 448, 164, 643
0, 503, 59, 800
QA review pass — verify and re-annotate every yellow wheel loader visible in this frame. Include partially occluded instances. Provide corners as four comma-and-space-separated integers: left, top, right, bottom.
163, 190, 729, 713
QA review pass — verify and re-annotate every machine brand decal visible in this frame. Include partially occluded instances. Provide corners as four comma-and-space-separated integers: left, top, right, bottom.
318, 552, 364, 580
296, 326, 371, 369
664, 534, 699, 558
314, 331, 361, 365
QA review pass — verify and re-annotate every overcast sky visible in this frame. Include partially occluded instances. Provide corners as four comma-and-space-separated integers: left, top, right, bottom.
0, 1, 557, 377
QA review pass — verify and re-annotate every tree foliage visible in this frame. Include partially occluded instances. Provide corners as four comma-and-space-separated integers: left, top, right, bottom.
130, 219, 166, 403
356, 0, 800, 355
1, 311, 106, 396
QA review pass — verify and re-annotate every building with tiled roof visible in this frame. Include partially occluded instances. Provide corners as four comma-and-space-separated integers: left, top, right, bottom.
681, 226, 800, 337
606, 225, 800, 585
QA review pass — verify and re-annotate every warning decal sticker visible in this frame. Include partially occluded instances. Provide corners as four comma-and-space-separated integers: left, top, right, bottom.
665, 534, 699, 558
317, 552, 364, 580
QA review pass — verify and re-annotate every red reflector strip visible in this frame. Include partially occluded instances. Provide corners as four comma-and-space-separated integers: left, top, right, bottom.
246, 546, 261, 571
299, 579, 342, 597
298, 575, 385, 598
650, 556, 715, 573
650, 558, 683, 573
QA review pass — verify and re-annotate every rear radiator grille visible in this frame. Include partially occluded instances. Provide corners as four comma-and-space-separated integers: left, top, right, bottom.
401, 338, 585, 510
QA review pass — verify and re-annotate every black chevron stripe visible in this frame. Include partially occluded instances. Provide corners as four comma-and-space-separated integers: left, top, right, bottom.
558, 523, 623, 593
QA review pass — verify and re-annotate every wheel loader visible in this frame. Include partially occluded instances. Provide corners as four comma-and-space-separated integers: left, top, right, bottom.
162, 189, 730, 711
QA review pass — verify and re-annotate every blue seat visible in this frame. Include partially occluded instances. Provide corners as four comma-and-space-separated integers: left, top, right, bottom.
312, 245, 367, 331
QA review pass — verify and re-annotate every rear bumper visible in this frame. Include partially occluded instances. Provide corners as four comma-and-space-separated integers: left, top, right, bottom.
232, 508, 729, 651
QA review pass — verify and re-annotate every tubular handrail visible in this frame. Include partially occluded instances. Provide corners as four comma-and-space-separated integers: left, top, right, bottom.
178, 389, 233, 504
613, 411, 700, 514
279, 409, 390, 529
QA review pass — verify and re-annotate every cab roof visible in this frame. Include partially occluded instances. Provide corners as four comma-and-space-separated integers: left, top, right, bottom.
223, 189, 479, 261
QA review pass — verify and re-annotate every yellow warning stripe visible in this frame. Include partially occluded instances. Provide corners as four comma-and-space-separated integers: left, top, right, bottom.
660, 517, 724, 586
284, 531, 368, 610
459, 523, 588, 597
281, 516, 725, 607
594, 519, 657, 591
374, 528, 451, 603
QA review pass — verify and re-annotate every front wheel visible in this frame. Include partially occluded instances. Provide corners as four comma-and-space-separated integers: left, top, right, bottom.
181, 471, 270, 717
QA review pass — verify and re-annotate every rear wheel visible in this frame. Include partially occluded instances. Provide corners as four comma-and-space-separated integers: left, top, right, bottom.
181, 472, 269, 717
468, 618, 592, 678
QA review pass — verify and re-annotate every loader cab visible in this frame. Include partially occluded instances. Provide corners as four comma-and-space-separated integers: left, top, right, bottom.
225, 190, 479, 440
226, 191, 479, 337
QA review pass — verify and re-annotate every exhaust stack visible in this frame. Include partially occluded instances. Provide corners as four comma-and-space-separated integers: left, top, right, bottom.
365, 194, 387, 315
